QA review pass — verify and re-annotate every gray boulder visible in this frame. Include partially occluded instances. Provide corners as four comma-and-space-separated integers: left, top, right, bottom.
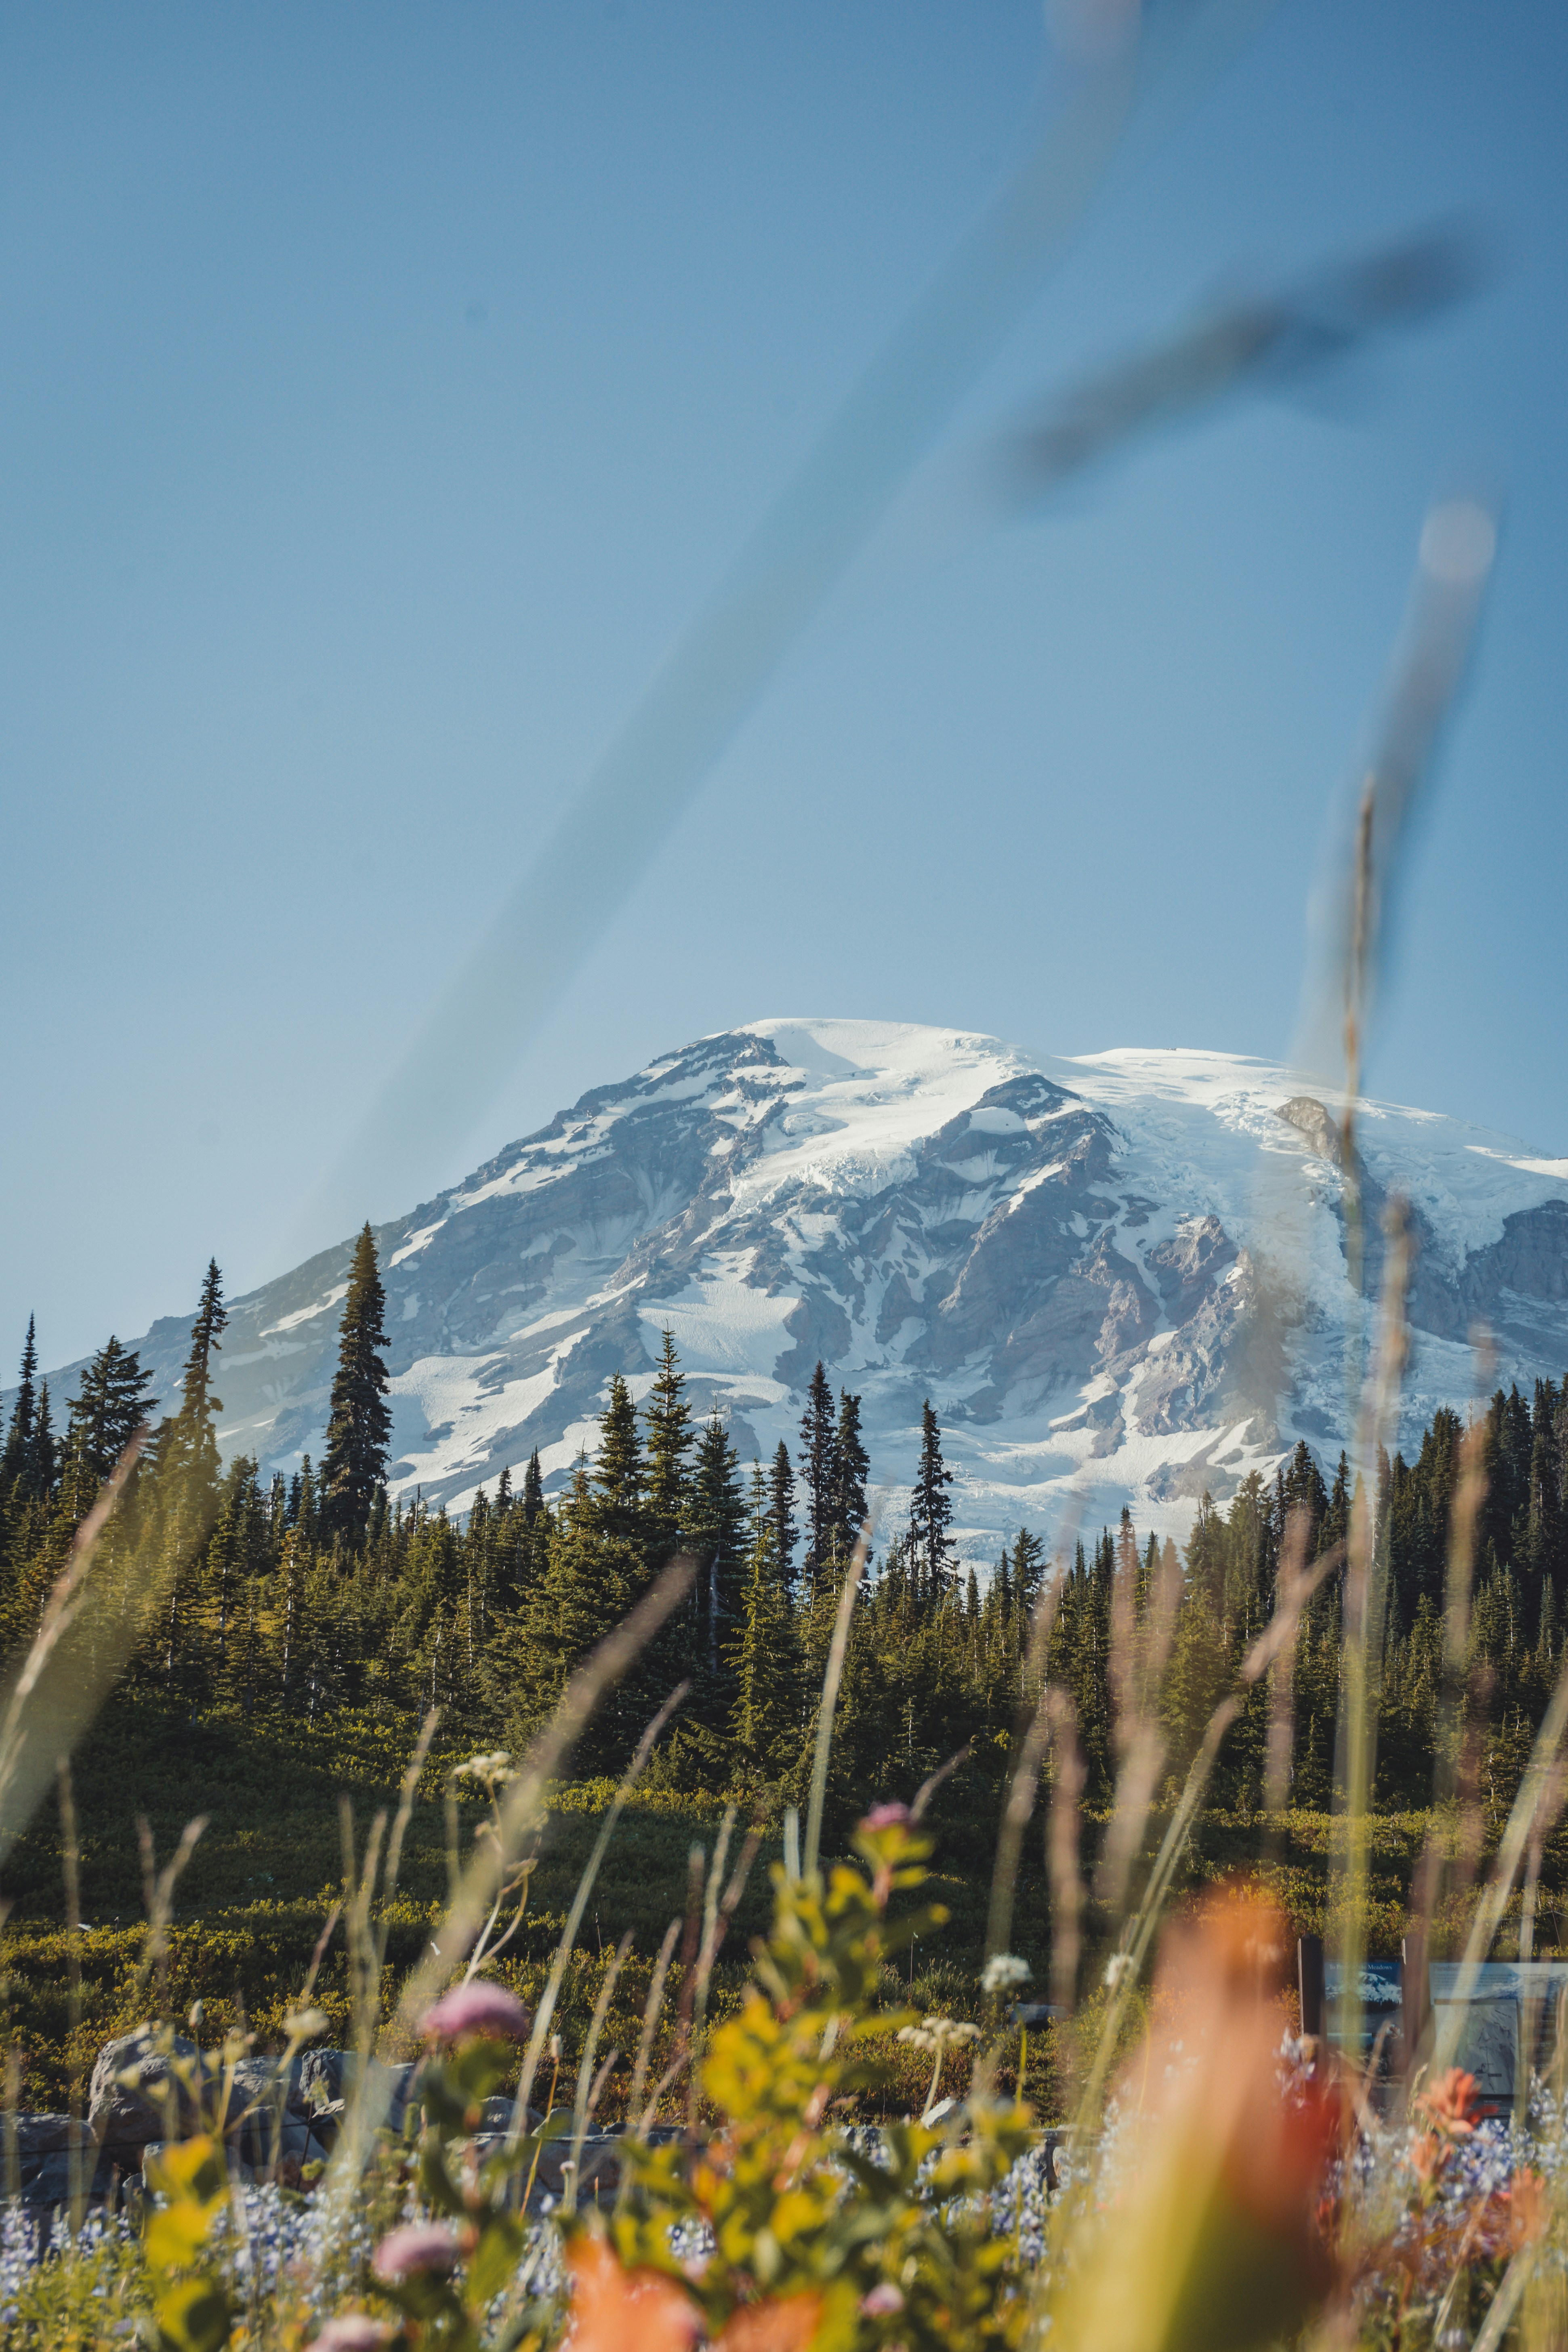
88, 2028, 203, 2149
300, 2049, 420, 2132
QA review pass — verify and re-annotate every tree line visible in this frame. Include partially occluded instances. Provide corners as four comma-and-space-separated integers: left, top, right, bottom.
2, 1227, 1566, 1821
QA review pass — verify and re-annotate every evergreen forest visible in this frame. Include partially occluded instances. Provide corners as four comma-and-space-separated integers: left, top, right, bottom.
3, 1225, 1566, 1838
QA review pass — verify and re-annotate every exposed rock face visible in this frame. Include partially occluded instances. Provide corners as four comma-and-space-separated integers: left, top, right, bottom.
1277, 1097, 1347, 1165
34, 1021, 1568, 1544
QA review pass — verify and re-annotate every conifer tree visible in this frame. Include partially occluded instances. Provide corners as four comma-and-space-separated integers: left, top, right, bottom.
321, 1224, 393, 1546
643, 1329, 695, 1562
769, 1441, 798, 1595
798, 1362, 838, 1594
907, 1399, 955, 1608
522, 1450, 544, 1526
161, 1260, 229, 1511
592, 1375, 646, 1545
688, 1408, 747, 1697
1, 1318, 39, 1492
65, 1337, 158, 1484
830, 1389, 870, 1564
27, 1383, 56, 1502
1009, 1526, 1045, 1621
727, 1465, 801, 1784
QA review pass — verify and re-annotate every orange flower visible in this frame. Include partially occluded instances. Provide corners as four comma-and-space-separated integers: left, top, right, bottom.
1503, 2169, 1549, 2251
715, 2295, 823, 2351
1408, 2132, 1443, 2184
1417, 2069, 1478, 2137
566, 2236, 703, 2352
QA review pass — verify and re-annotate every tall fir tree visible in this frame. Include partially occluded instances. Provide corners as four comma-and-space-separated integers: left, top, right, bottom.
643, 1329, 695, 1563
1, 1317, 39, 1492
907, 1398, 955, 1608
798, 1362, 838, 1595
160, 1260, 229, 1511
320, 1223, 393, 1546
830, 1389, 870, 1565
726, 1465, 801, 1784
687, 1408, 747, 1702
769, 1440, 799, 1597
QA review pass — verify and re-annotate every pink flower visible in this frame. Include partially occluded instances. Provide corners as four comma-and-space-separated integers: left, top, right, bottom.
421, 1981, 531, 2045
862, 2282, 905, 2316
305, 2320, 392, 2352
372, 2223, 462, 2284
860, 1803, 913, 1831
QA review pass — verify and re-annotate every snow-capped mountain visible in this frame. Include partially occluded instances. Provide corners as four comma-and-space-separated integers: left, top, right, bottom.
67, 1019, 1568, 1557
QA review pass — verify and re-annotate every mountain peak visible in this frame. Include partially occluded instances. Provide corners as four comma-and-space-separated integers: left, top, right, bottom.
47, 1021, 1568, 1556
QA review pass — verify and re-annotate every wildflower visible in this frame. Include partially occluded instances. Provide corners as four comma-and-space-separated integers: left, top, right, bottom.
982, 1953, 1032, 1995
372, 2223, 463, 2283
454, 1749, 515, 1787
1504, 2167, 1549, 2250
1418, 2068, 1478, 2138
305, 2320, 392, 2352
566, 2234, 702, 2352
421, 1980, 530, 2045
862, 2281, 906, 2315
285, 2006, 330, 2043
1103, 1952, 1136, 1993
897, 2016, 981, 2054
860, 1802, 913, 1831
715, 2296, 824, 2349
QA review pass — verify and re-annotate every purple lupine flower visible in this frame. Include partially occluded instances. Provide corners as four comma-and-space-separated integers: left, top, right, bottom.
372, 2222, 463, 2283
862, 2281, 905, 2315
306, 2319, 392, 2352
421, 1980, 530, 2045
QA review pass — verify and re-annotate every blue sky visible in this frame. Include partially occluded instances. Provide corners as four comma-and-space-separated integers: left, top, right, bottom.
3, 1, 1565, 1368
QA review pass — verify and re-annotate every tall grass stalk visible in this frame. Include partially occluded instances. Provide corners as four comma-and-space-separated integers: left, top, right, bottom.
983, 1580, 1062, 1967
509, 1679, 689, 2139
561, 1928, 632, 2215
1332, 1200, 1410, 2069
803, 1518, 873, 1877
55, 1758, 84, 2225
625, 1914, 680, 2144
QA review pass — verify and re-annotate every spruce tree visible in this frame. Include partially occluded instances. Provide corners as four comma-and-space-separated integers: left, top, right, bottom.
643, 1329, 694, 1563
687, 1408, 747, 1697
798, 1362, 838, 1593
27, 1383, 56, 1502
1, 1318, 39, 1492
592, 1375, 646, 1545
830, 1388, 870, 1564
907, 1398, 955, 1607
321, 1223, 393, 1547
65, 1336, 158, 1484
769, 1440, 798, 1595
161, 1260, 229, 1511
522, 1449, 544, 1526
727, 1465, 801, 1784
1009, 1526, 1045, 1621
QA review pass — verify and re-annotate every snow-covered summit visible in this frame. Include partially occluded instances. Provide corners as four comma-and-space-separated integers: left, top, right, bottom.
78, 1019, 1568, 1556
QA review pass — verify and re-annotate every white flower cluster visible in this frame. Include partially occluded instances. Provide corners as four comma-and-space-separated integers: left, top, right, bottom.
453, 1750, 517, 1792
898, 2015, 983, 2056
981, 1953, 1032, 1995
1103, 1952, 1137, 1993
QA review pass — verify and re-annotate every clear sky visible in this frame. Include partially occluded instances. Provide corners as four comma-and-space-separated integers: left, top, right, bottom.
3, 1, 1565, 1370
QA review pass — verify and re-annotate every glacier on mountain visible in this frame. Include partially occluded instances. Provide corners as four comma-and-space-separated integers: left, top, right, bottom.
70, 1019, 1568, 1560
